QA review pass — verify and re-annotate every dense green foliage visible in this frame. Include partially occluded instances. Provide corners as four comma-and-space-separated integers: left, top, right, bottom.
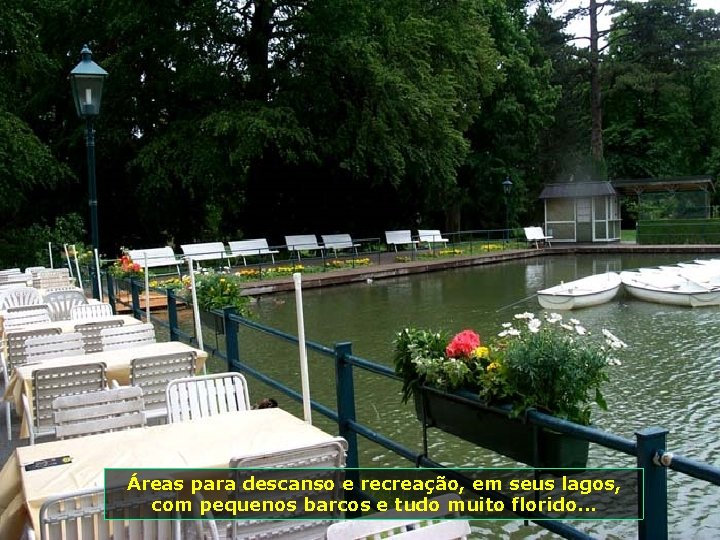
1, 0, 719, 267
637, 219, 720, 244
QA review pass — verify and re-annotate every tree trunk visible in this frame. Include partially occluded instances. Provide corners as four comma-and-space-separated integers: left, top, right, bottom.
589, 0, 605, 176
247, 0, 274, 101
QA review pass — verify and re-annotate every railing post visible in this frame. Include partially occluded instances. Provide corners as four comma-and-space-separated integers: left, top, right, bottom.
89, 263, 100, 300
224, 307, 240, 371
636, 426, 668, 540
167, 289, 179, 342
335, 342, 360, 503
130, 278, 141, 320
106, 274, 117, 314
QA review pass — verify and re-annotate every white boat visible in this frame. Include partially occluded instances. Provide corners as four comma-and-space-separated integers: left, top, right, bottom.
694, 258, 720, 266
620, 270, 720, 307
647, 264, 720, 289
537, 272, 622, 310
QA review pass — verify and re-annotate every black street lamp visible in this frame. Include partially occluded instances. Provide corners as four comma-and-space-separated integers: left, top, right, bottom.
502, 176, 513, 243
70, 45, 108, 299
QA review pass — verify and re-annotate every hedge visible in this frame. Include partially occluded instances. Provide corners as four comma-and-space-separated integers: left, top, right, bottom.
637, 219, 720, 244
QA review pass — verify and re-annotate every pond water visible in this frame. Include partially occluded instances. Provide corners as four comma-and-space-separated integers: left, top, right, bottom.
212, 252, 720, 539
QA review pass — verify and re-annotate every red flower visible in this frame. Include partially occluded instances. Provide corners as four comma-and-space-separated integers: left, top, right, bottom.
446, 329, 481, 358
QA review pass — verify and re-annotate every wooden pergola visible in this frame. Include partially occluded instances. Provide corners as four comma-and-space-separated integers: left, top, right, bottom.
611, 175, 715, 219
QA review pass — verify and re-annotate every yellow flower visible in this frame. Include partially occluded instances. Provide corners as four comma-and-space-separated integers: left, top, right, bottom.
471, 346, 489, 359
487, 362, 499, 371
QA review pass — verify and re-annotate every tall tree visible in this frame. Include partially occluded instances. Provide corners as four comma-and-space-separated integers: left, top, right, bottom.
206, 0, 503, 235
603, 0, 720, 178
0, 0, 77, 266
562, 0, 619, 178
529, 2, 589, 184
589, 0, 604, 173
458, 0, 559, 228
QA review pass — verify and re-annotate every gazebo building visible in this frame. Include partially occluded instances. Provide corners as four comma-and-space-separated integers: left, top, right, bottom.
539, 181, 621, 243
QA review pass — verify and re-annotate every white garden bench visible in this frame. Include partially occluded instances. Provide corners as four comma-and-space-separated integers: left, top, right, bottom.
180, 242, 229, 268
227, 239, 279, 266
284, 235, 323, 260
127, 247, 181, 276
385, 230, 418, 253
321, 234, 360, 257
417, 229, 449, 250
523, 226, 553, 249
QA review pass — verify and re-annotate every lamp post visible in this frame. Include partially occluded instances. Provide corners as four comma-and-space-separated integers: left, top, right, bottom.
70, 45, 108, 299
502, 176, 513, 243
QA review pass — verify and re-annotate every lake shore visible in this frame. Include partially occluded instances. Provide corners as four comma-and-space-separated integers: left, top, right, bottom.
238, 243, 720, 296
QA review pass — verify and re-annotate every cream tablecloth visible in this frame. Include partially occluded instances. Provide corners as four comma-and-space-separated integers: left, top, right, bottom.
0, 409, 343, 539
5, 341, 208, 438
1, 314, 141, 341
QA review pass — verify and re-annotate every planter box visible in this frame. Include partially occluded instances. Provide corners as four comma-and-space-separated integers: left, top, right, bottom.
199, 309, 225, 335
413, 388, 588, 469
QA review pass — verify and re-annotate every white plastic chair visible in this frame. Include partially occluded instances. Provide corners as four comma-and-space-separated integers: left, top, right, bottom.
52, 386, 146, 439
0, 271, 26, 285
32, 268, 72, 289
23, 362, 106, 445
24, 333, 85, 362
43, 290, 88, 321
326, 519, 471, 540
326, 493, 469, 540
2, 327, 63, 441
129, 351, 197, 421
38, 486, 213, 540
24, 266, 45, 275
74, 319, 124, 353
100, 323, 156, 351
166, 371, 250, 423
0, 287, 42, 310
2, 305, 52, 330
70, 302, 113, 320
228, 439, 348, 540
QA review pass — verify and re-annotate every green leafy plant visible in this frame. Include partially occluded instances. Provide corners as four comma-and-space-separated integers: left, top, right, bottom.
194, 272, 250, 316
394, 313, 626, 425
394, 328, 449, 403
149, 277, 187, 290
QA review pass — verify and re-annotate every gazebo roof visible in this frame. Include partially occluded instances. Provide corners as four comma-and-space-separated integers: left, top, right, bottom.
539, 181, 616, 199
611, 175, 715, 194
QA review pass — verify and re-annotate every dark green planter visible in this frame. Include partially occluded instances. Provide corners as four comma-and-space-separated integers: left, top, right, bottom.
199, 309, 225, 335
413, 388, 589, 469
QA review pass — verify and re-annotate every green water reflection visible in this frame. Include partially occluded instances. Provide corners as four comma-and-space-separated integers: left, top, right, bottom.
215, 252, 720, 538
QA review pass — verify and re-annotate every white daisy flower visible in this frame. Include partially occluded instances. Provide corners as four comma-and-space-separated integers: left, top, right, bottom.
528, 319, 542, 333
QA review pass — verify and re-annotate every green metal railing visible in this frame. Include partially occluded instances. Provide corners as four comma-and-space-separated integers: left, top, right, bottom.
106, 273, 720, 539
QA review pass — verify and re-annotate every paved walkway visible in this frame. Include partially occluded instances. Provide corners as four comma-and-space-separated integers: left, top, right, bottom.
0, 412, 25, 468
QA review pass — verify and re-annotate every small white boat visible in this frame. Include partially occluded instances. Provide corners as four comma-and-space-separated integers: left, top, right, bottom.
694, 259, 720, 266
620, 270, 720, 307
646, 264, 720, 289
537, 272, 622, 310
